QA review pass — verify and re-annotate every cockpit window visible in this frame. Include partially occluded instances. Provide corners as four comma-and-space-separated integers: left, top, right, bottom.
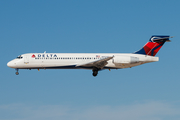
16, 55, 23, 59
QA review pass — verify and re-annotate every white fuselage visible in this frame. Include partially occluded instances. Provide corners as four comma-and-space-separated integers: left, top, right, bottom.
7, 53, 159, 70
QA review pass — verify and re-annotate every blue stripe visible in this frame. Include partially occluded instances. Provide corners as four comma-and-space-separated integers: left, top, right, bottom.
134, 48, 146, 55
20, 65, 118, 70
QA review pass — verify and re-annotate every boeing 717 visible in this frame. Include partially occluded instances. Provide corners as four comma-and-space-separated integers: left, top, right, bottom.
7, 35, 172, 76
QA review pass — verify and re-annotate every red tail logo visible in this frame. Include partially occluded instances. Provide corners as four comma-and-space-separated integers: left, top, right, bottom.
134, 36, 171, 56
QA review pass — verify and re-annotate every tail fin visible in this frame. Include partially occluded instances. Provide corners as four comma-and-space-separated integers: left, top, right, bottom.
134, 35, 172, 56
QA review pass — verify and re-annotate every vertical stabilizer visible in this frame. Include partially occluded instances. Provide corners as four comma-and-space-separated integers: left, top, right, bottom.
134, 36, 171, 56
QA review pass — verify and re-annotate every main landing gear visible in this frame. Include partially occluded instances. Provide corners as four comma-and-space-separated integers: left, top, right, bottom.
92, 67, 99, 77
15, 69, 19, 75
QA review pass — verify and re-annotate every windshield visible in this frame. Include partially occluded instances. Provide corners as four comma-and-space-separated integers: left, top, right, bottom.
16, 55, 23, 59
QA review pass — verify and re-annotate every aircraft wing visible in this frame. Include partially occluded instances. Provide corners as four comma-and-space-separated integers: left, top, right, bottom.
76, 56, 114, 69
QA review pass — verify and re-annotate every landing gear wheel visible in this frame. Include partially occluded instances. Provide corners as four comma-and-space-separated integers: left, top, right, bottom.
15, 69, 19, 75
92, 70, 98, 77
92, 67, 99, 77
15, 72, 19, 75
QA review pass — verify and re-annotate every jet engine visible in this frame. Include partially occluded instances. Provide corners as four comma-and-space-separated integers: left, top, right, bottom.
113, 56, 139, 64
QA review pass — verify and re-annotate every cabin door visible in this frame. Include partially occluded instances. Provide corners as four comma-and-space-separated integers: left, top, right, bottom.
24, 56, 29, 64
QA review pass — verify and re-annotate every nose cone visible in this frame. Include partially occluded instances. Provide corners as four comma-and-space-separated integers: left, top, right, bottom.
7, 61, 16, 68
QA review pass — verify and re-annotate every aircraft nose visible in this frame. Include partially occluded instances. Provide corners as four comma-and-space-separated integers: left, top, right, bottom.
7, 61, 16, 68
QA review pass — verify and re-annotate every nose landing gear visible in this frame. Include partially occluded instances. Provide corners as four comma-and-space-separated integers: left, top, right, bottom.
15, 69, 19, 75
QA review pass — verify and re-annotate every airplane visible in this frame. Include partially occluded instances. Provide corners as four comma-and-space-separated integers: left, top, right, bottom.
7, 35, 172, 77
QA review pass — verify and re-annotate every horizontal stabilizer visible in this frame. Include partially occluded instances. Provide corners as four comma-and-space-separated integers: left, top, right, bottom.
152, 36, 173, 42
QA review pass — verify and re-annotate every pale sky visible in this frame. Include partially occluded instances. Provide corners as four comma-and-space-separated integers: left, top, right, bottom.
1, 0, 180, 120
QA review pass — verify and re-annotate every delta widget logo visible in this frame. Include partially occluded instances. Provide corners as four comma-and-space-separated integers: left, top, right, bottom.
32, 54, 36, 58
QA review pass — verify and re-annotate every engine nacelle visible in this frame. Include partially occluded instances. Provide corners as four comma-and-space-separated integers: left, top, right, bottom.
113, 56, 139, 64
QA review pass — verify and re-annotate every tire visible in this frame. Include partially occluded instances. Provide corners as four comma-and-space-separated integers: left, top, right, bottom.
92, 70, 98, 77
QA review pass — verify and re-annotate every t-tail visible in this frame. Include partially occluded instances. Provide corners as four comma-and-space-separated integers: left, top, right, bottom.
134, 35, 172, 56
